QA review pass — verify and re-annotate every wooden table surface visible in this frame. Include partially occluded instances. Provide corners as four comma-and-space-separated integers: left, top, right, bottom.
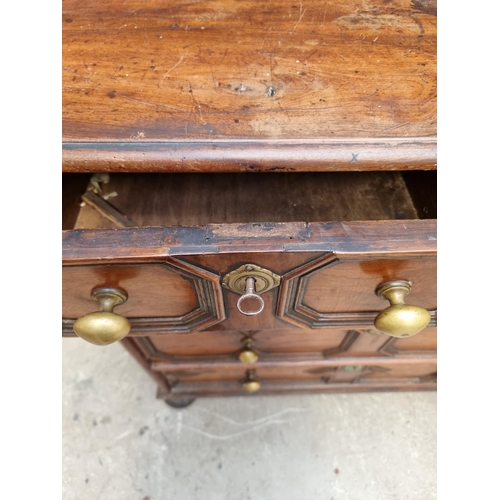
62, 0, 436, 172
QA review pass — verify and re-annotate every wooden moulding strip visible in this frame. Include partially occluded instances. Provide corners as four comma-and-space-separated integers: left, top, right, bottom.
167, 381, 437, 397
62, 138, 437, 173
62, 219, 437, 264
150, 355, 437, 372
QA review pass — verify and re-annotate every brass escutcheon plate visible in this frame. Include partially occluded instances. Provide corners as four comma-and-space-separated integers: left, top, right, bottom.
222, 264, 281, 295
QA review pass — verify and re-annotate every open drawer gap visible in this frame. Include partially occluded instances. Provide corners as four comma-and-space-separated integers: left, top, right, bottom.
62, 171, 436, 230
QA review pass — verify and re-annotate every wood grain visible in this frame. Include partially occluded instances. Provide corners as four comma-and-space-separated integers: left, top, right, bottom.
144, 327, 435, 358
337, 329, 392, 355
303, 256, 437, 312
401, 170, 437, 218
81, 190, 136, 227
62, 0, 436, 172
62, 263, 197, 318
62, 140, 437, 172
68, 171, 419, 228
276, 251, 436, 329
134, 335, 352, 364
385, 326, 437, 353
62, 219, 437, 264
62, 174, 90, 229
155, 358, 436, 382
165, 379, 436, 398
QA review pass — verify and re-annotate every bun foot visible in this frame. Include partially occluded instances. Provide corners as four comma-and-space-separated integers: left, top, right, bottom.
165, 397, 196, 409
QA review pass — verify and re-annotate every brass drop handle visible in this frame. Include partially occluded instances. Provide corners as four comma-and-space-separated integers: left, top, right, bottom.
242, 370, 261, 392
73, 287, 131, 346
374, 280, 431, 338
237, 277, 265, 316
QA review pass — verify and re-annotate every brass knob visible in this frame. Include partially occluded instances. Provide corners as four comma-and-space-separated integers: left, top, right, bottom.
242, 370, 261, 392
243, 380, 261, 392
238, 338, 259, 363
239, 349, 259, 364
73, 287, 131, 346
374, 280, 431, 338
237, 277, 265, 316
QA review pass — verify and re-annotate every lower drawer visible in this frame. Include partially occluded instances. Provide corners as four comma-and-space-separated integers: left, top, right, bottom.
124, 327, 437, 400
156, 358, 437, 399
135, 326, 437, 361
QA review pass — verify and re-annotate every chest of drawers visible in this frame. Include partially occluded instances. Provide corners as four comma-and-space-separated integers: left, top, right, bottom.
62, 0, 437, 406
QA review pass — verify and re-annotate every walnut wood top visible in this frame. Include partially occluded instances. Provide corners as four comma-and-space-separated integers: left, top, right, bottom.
62, 0, 436, 172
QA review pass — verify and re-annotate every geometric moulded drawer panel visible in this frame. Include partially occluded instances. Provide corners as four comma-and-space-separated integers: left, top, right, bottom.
62, 257, 225, 335
277, 253, 437, 329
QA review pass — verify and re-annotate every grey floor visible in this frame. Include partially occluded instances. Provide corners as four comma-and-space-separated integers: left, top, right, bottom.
62, 339, 436, 500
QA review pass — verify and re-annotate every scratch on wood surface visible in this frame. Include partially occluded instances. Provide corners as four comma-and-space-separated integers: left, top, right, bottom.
187, 81, 207, 124
322, 0, 329, 24
209, 65, 217, 90
63, 67, 348, 116
82, 59, 92, 75
118, 93, 185, 112
380, 122, 411, 132
293, 0, 307, 30
335, 13, 422, 33
63, 67, 187, 113
278, 101, 290, 119
160, 55, 185, 85
269, 49, 275, 81
339, 221, 353, 237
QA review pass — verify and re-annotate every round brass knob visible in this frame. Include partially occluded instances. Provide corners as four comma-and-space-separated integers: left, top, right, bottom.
243, 380, 261, 392
236, 277, 265, 316
239, 349, 259, 364
242, 370, 261, 392
73, 287, 131, 346
374, 280, 431, 338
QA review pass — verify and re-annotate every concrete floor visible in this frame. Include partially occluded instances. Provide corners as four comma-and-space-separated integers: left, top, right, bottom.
62, 339, 436, 500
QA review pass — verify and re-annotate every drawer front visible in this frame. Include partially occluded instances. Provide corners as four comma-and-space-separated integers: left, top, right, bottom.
277, 254, 436, 329
139, 327, 437, 360
156, 359, 437, 398
62, 220, 436, 339
63, 263, 198, 319
62, 258, 226, 334
162, 361, 437, 384
121, 325, 437, 399
146, 328, 350, 356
